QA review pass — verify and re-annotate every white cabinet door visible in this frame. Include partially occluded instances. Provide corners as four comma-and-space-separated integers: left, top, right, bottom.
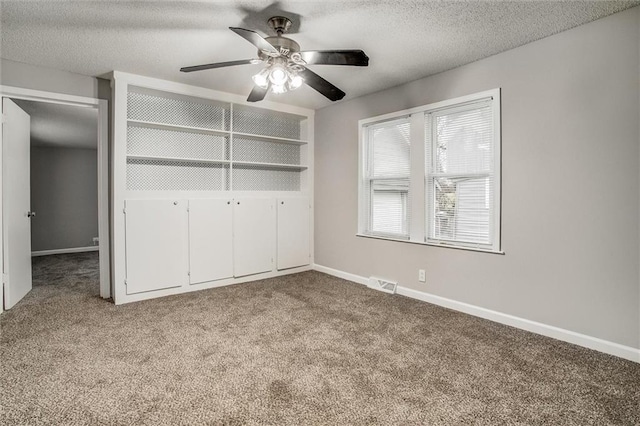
277, 197, 310, 270
233, 198, 274, 277
189, 199, 233, 284
125, 199, 188, 294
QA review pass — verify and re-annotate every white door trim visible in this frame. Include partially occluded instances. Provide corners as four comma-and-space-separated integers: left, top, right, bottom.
0, 85, 111, 301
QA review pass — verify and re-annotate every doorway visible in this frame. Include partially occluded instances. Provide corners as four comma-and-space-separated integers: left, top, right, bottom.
0, 87, 110, 311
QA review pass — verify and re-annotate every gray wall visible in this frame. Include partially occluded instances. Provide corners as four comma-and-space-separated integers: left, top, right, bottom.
30, 147, 98, 252
315, 7, 640, 348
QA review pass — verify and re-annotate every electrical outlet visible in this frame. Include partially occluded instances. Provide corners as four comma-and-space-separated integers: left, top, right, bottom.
418, 269, 426, 282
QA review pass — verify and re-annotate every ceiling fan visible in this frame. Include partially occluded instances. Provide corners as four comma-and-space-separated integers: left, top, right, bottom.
180, 16, 369, 103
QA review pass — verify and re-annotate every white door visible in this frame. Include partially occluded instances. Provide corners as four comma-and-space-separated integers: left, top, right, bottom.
2, 98, 33, 309
189, 198, 233, 284
233, 198, 274, 277
125, 199, 188, 294
277, 197, 310, 270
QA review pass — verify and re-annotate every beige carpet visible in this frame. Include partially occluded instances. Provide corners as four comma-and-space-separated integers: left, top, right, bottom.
1, 253, 638, 425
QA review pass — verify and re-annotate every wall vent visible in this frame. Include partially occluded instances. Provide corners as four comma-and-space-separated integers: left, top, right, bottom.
368, 276, 397, 294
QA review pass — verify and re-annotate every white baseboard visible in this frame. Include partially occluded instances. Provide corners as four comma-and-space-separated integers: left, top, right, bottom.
313, 264, 640, 363
31, 246, 99, 257
313, 264, 369, 286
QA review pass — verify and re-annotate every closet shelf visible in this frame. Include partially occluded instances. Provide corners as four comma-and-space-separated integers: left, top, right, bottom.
126, 156, 307, 170
232, 161, 308, 170
127, 155, 230, 165
127, 119, 230, 136
232, 132, 307, 145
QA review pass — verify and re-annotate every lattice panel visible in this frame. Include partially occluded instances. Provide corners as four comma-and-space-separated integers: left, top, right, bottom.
127, 125, 228, 160
232, 137, 300, 165
128, 92, 229, 130
232, 108, 301, 139
232, 165, 300, 191
127, 159, 227, 191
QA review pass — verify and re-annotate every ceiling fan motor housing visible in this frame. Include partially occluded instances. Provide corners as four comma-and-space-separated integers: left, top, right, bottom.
261, 36, 300, 58
258, 16, 301, 60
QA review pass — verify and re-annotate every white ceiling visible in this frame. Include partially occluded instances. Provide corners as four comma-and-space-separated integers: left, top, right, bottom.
13, 99, 98, 150
1, 1, 638, 110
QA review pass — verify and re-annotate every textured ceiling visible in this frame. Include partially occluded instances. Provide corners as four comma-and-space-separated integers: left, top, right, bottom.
1, 1, 638, 110
13, 100, 98, 150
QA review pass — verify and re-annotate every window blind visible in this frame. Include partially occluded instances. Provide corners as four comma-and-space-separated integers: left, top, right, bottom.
426, 100, 495, 246
364, 118, 411, 238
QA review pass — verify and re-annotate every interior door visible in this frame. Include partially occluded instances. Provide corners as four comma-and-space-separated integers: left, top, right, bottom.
188, 198, 233, 284
277, 197, 310, 270
2, 98, 33, 309
233, 198, 274, 277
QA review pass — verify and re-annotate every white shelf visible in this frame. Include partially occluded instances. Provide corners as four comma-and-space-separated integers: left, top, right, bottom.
232, 161, 308, 170
233, 132, 307, 145
127, 119, 230, 137
126, 156, 306, 170
127, 155, 230, 165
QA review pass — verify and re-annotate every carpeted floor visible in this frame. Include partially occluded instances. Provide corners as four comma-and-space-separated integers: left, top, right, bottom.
1, 253, 639, 425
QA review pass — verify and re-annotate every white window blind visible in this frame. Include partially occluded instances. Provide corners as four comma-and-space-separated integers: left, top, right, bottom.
363, 118, 411, 238
426, 99, 496, 248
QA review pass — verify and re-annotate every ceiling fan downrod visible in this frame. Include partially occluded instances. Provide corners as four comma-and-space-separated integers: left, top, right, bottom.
268, 16, 292, 36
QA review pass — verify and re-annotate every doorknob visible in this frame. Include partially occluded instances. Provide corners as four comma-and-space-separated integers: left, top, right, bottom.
27, 211, 36, 218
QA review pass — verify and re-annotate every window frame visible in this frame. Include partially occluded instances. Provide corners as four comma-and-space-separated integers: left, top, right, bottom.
361, 117, 412, 240
357, 88, 502, 254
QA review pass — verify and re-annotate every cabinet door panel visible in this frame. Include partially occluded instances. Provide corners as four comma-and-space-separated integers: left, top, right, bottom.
233, 198, 274, 277
189, 199, 233, 284
277, 198, 310, 270
125, 199, 188, 294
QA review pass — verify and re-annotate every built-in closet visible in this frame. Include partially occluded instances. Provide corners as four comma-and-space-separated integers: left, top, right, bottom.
111, 72, 313, 304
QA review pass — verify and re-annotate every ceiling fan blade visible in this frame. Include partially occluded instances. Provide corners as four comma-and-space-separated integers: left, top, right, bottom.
298, 50, 369, 66
298, 68, 346, 101
247, 83, 270, 102
230, 27, 280, 55
180, 59, 257, 73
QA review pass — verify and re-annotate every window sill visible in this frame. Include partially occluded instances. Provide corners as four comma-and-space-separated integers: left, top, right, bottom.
356, 233, 505, 255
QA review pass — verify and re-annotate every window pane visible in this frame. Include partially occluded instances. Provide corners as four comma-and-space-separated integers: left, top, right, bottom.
432, 176, 491, 244
372, 184, 408, 236
435, 106, 492, 174
372, 121, 411, 177
364, 119, 411, 237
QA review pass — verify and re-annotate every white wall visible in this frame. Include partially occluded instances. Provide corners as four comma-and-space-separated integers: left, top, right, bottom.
30, 146, 98, 251
314, 7, 640, 349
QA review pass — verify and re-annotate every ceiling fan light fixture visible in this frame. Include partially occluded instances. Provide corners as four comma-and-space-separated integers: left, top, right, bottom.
252, 67, 270, 89
288, 73, 303, 90
272, 83, 288, 94
269, 64, 288, 86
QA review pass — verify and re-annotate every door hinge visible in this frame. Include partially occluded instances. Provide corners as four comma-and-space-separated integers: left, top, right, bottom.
124, 279, 127, 286
1, 114, 6, 124
122, 208, 126, 214
2, 273, 8, 284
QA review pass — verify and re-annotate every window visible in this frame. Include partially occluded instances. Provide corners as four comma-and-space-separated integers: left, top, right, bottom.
361, 118, 411, 239
426, 99, 497, 249
358, 89, 501, 253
